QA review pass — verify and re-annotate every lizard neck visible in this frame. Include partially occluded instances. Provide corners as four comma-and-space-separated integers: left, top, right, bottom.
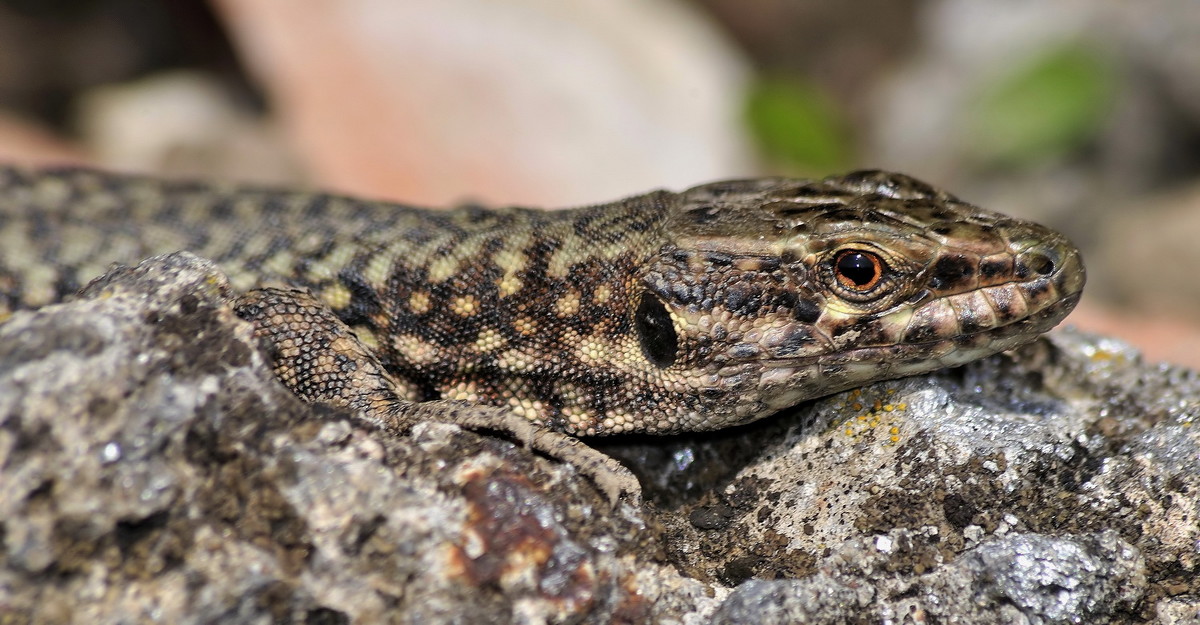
337, 192, 674, 431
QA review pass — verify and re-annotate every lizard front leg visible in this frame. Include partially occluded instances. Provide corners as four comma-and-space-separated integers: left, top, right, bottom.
233, 287, 640, 505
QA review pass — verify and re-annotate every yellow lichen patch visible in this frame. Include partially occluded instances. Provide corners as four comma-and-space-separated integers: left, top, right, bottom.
830, 387, 907, 446
319, 282, 352, 310
474, 328, 507, 353
391, 333, 440, 364
408, 291, 432, 315
451, 295, 480, 317
555, 290, 581, 317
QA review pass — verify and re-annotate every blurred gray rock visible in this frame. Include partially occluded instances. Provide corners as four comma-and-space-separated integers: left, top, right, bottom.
1, 253, 1197, 624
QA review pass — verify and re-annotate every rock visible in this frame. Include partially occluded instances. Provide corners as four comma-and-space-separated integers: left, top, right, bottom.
2, 253, 1197, 623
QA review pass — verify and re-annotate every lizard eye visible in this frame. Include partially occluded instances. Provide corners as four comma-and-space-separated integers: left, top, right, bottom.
834, 250, 884, 291
635, 292, 678, 367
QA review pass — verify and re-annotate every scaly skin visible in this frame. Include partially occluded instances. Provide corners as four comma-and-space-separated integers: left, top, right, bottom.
0, 167, 1085, 438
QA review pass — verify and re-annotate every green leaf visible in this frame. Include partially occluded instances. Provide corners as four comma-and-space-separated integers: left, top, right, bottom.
969, 44, 1117, 164
744, 77, 852, 173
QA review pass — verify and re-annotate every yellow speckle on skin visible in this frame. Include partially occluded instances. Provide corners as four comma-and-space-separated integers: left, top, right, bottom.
594, 284, 612, 304
356, 327, 379, 349
305, 243, 357, 281
442, 380, 479, 403
427, 254, 460, 283
261, 250, 295, 277
451, 295, 480, 317
555, 290, 581, 317
391, 334, 440, 364
497, 348, 536, 372
498, 274, 523, 297
493, 247, 527, 274
513, 316, 538, 336
320, 282, 352, 310
409, 291, 432, 315
364, 249, 395, 285
576, 335, 610, 366
474, 328, 507, 353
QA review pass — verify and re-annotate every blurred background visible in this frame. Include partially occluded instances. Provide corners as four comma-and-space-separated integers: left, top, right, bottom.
0, 0, 1197, 367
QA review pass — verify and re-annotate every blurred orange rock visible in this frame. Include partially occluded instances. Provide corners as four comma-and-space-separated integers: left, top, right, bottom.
1069, 301, 1200, 370
0, 111, 90, 167
210, 0, 756, 207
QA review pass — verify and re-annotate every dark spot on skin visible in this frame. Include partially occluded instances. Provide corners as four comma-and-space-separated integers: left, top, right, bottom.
767, 201, 829, 218
989, 289, 1014, 318
780, 250, 799, 265
758, 258, 781, 272
932, 226, 953, 236
957, 305, 987, 334
672, 249, 690, 263
686, 205, 721, 224
704, 251, 734, 266
724, 284, 750, 312
1025, 281, 1050, 301
928, 254, 974, 291
793, 298, 821, 324
824, 209, 864, 223
729, 343, 759, 359
774, 329, 815, 356
979, 258, 1010, 280
904, 321, 941, 343
336, 268, 384, 326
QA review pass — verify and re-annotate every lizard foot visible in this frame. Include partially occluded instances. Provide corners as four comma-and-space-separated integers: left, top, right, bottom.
233, 286, 641, 506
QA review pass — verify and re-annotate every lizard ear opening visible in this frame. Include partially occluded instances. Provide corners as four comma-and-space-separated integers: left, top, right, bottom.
635, 292, 678, 368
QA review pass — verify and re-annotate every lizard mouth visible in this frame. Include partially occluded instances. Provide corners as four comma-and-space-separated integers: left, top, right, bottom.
805, 290, 1082, 370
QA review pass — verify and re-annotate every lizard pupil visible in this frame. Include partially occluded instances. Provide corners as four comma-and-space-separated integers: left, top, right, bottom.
835, 250, 883, 290
635, 292, 678, 368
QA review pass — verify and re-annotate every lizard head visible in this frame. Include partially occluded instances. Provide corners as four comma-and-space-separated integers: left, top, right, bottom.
626, 170, 1085, 433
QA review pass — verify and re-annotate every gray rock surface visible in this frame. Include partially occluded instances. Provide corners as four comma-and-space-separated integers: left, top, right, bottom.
2, 253, 1197, 624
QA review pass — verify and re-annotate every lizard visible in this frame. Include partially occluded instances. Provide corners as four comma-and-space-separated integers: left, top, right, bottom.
0, 166, 1085, 502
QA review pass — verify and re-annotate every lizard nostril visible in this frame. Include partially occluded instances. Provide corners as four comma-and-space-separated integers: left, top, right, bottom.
1028, 253, 1055, 276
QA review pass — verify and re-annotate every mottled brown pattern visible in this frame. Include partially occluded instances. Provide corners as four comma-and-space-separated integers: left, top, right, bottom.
0, 166, 1085, 437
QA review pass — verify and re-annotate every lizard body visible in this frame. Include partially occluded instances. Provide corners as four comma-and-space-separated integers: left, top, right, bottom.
0, 167, 1084, 439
